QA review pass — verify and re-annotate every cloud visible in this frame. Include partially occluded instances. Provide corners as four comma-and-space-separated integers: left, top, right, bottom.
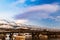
24, 4, 59, 13
31, 0, 36, 2
55, 16, 60, 21
18, 0, 26, 3
15, 4, 60, 20
11, 0, 26, 6
15, 19, 29, 24
13, 3, 60, 27
15, 0, 26, 4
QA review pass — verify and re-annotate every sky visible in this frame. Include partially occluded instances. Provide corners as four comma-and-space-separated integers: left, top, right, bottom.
0, 0, 60, 28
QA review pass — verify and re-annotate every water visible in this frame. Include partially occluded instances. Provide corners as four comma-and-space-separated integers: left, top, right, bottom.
1, 34, 60, 40
28, 37, 60, 40
48, 38, 60, 40
26, 38, 60, 40
6, 37, 60, 40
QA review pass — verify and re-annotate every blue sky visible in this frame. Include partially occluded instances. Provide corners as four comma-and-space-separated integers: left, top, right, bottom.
0, 0, 60, 28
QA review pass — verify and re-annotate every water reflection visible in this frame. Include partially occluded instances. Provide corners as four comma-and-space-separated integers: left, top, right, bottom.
26, 38, 60, 40
48, 38, 60, 40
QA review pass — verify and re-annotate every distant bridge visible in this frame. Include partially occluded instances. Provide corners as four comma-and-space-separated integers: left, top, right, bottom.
0, 19, 60, 40
0, 25, 60, 40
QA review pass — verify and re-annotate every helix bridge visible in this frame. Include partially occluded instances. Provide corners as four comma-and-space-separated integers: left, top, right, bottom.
0, 19, 60, 40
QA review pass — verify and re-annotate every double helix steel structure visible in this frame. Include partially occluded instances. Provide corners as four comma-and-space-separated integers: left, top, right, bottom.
0, 19, 60, 40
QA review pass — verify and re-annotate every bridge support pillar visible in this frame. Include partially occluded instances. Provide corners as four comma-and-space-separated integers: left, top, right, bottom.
9, 33, 13, 40
47, 35, 50, 39
32, 32, 40, 40
2, 33, 6, 40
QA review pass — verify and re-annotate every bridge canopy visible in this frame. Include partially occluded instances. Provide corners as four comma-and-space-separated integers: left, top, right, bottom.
0, 19, 60, 33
